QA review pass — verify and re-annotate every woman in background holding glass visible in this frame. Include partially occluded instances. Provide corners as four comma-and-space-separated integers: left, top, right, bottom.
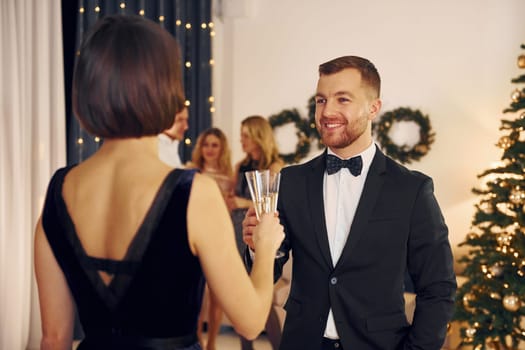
231, 115, 284, 350
188, 127, 234, 350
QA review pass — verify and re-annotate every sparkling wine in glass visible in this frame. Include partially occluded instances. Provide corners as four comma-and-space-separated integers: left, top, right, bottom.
245, 170, 284, 258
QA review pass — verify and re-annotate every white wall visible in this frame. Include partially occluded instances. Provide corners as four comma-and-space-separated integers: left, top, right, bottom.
211, 0, 525, 265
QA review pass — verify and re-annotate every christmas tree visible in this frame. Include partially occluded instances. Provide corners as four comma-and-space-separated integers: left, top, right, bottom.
453, 44, 525, 350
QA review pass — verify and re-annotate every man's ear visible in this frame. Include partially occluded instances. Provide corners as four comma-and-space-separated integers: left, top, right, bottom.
368, 98, 382, 121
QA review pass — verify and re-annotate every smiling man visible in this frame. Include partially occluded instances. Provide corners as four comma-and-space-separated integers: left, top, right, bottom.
243, 56, 457, 350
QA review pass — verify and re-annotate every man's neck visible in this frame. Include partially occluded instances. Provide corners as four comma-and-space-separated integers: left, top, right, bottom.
328, 139, 373, 159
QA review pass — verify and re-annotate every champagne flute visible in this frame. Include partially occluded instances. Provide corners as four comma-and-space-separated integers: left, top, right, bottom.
245, 170, 284, 258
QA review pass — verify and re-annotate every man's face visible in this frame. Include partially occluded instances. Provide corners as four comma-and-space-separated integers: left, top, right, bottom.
164, 107, 189, 141
314, 68, 380, 154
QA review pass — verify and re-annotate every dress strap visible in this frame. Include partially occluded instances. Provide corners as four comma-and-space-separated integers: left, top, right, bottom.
80, 256, 140, 274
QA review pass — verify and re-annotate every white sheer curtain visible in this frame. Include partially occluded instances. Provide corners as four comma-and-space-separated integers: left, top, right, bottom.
0, 1, 65, 349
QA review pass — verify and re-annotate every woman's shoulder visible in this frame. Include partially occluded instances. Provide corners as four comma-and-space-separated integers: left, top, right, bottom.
184, 161, 199, 169
269, 159, 284, 173
192, 171, 218, 189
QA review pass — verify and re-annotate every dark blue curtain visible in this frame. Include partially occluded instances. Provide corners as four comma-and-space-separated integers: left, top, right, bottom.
63, 0, 213, 165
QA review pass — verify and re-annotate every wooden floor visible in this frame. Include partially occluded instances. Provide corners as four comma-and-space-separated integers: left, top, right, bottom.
73, 327, 273, 350
74, 326, 454, 349
201, 327, 272, 350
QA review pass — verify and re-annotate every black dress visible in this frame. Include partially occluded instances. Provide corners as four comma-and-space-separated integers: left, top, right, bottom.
41, 166, 205, 350
231, 160, 258, 256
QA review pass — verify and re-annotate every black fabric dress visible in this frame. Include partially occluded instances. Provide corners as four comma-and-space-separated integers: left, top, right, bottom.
41, 166, 205, 350
231, 160, 258, 257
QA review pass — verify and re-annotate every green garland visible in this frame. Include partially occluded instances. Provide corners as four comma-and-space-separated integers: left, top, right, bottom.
372, 107, 435, 164
269, 108, 311, 164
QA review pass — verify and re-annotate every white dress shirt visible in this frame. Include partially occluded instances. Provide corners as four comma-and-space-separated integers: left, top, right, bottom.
158, 133, 182, 168
323, 142, 376, 339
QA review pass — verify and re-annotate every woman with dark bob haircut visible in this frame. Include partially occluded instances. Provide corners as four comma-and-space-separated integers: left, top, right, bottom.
34, 15, 284, 350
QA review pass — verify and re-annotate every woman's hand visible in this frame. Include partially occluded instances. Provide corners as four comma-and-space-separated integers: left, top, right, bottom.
243, 208, 282, 253
251, 212, 284, 256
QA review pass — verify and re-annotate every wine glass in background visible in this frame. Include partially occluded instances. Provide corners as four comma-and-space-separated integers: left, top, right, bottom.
245, 170, 284, 258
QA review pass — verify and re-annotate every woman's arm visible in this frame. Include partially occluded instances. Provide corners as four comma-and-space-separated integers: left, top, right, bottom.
187, 174, 283, 339
34, 218, 75, 350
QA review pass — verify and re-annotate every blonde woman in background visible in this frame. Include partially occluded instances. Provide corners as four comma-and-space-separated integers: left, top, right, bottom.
232, 116, 284, 213
188, 128, 235, 210
231, 115, 285, 350
188, 127, 235, 350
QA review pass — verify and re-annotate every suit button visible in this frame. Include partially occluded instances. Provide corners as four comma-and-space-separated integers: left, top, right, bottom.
330, 277, 337, 285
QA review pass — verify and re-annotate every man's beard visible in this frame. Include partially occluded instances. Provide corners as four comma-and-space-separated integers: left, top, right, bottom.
318, 116, 368, 150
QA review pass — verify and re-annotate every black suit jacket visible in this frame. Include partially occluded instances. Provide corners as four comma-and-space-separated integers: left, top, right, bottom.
268, 147, 456, 350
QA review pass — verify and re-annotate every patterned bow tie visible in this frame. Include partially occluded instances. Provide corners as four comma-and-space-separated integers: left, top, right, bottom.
326, 154, 363, 176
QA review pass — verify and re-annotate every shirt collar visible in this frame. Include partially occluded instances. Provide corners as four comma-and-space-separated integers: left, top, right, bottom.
158, 133, 180, 145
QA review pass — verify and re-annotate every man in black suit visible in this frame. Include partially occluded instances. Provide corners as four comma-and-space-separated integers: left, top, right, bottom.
243, 56, 456, 350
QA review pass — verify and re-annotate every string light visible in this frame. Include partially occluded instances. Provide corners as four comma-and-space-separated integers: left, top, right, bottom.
139, 9, 145, 16
184, 100, 191, 107
77, 138, 84, 145
208, 22, 214, 28
95, 6, 100, 13
176, 19, 182, 26
159, 15, 165, 22
208, 96, 214, 103
94, 137, 100, 143
184, 138, 192, 145
120, 2, 126, 9
209, 59, 215, 65
201, 23, 207, 29
185, 61, 192, 68
210, 107, 215, 113
185, 23, 192, 29
79, 7, 85, 13
210, 31, 216, 37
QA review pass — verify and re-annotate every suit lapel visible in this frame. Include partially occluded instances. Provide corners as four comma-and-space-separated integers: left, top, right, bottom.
334, 148, 387, 270
306, 151, 334, 268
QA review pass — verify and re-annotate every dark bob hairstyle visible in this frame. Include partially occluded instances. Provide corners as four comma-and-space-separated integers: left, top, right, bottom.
72, 15, 185, 138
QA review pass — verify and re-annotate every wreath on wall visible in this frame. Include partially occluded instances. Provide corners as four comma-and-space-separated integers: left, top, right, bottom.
307, 95, 324, 149
372, 107, 435, 164
269, 108, 311, 164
